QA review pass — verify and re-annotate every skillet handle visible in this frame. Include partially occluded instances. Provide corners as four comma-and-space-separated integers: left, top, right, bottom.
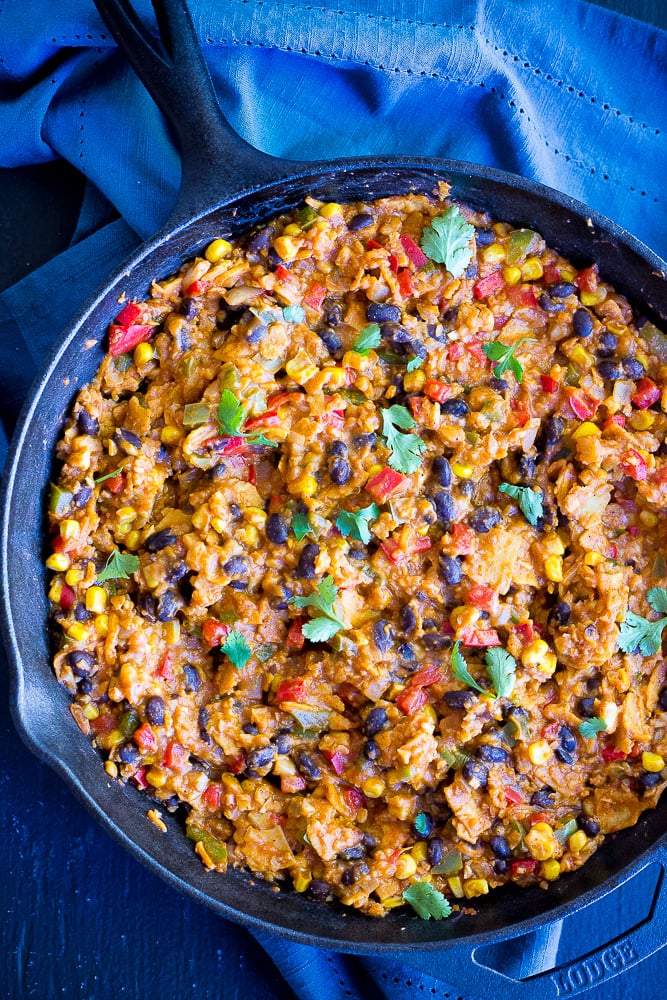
402, 847, 667, 999
92, 0, 298, 226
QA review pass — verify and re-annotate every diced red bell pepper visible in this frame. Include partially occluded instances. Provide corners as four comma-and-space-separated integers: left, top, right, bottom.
413, 535, 432, 554
513, 622, 535, 644
106, 472, 126, 494
286, 619, 306, 652
620, 448, 648, 482
566, 388, 599, 420
51, 535, 68, 553
108, 323, 154, 357
202, 618, 230, 647
410, 664, 443, 688
505, 284, 538, 309
343, 786, 366, 812
131, 767, 148, 790
543, 264, 562, 285
505, 787, 524, 806
202, 783, 222, 809
134, 723, 158, 752
183, 278, 207, 296
388, 253, 399, 273
510, 398, 532, 427
267, 391, 303, 409
529, 811, 552, 826
466, 584, 496, 611
540, 375, 559, 394
155, 650, 174, 684
214, 436, 249, 457
458, 625, 501, 647
466, 340, 489, 365
397, 268, 414, 297
451, 522, 475, 554
473, 271, 505, 300
274, 264, 295, 282
396, 685, 428, 715
367, 239, 384, 250
447, 342, 465, 362
163, 741, 187, 770
400, 234, 428, 268
652, 467, 667, 486
380, 537, 403, 565
510, 858, 537, 876
59, 583, 75, 611
115, 301, 142, 326
275, 676, 307, 703
281, 774, 307, 793
89, 712, 117, 736
408, 396, 429, 421
227, 752, 246, 775
243, 410, 280, 431
322, 749, 348, 776
366, 467, 408, 503
576, 264, 599, 293
631, 378, 660, 409
423, 379, 453, 404
303, 281, 327, 310
603, 413, 626, 430
601, 747, 627, 762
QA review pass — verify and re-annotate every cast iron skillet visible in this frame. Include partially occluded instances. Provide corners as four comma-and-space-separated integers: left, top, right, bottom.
3, 0, 667, 996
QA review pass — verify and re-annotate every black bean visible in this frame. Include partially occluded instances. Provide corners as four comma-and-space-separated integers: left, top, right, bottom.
273, 732, 292, 754
469, 507, 502, 533
597, 360, 622, 381
555, 748, 576, 765
352, 432, 376, 449
549, 601, 571, 628
494, 859, 509, 876
373, 620, 394, 653
439, 554, 463, 585
77, 678, 93, 695
66, 649, 96, 677
489, 376, 509, 391
427, 837, 443, 867
309, 879, 331, 901
323, 301, 343, 327
246, 320, 267, 345
364, 739, 380, 760
156, 591, 178, 622
398, 643, 416, 662
145, 696, 165, 726
431, 456, 452, 487
530, 788, 554, 808
541, 415, 564, 449
296, 751, 322, 780
247, 226, 273, 253
380, 321, 412, 348
223, 555, 249, 577
538, 293, 566, 314
339, 845, 365, 861
329, 458, 351, 486
115, 428, 142, 452
72, 485, 93, 508
77, 410, 99, 435
144, 529, 177, 552
179, 296, 198, 319
246, 745, 276, 772
462, 759, 488, 789
596, 330, 618, 357
475, 228, 495, 246
166, 562, 189, 586
549, 281, 577, 298
622, 357, 645, 379
441, 398, 469, 417
412, 813, 434, 839
328, 440, 348, 457
476, 744, 510, 763
577, 814, 601, 837
422, 617, 438, 631
517, 454, 536, 483
118, 743, 142, 765
362, 832, 378, 851
348, 212, 374, 230
317, 326, 342, 356
229, 503, 242, 520
572, 308, 594, 338
638, 770, 662, 791
578, 697, 596, 719
341, 867, 357, 886
74, 603, 92, 623
422, 633, 450, 651
348, 546, 366, 560
367, 302, 401, 324
364, 707, 389, 737
659, 686, 667, 711
443, 690, 474, 710
296, 542, 319, 579
242, 722, 259, 735
489, 835, 511, 859
138, 594, 157, 621
182, 664, 201, 693
266, 513, 289, 544
559, 725, 577, 753
400, 604, 417, 636
431, 489, 455, 524
198, 706, 211, 743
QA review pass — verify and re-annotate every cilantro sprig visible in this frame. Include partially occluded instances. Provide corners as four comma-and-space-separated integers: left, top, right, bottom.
282, 305, 305, 323
292, 512, 313, 541
617, 588, 667, 656
380, 405, 426, 475
336, 503, 379, 544
498, 482, 544, 527
402, 881, 453, 920
451, 640, 517, 699
97, 549, 140, 583
578, 717, 607, 739
406, 356, 424, 372
217, 388, 279, 448
353, 323, 382, 355
290, 575, 346, 642
420, 207, 475, 279
221, 629, 252, 670
482, 336, 534, 383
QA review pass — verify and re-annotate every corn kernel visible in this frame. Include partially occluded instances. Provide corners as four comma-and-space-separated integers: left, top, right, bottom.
363, 777, 386, 798
272, 236, 300, 262
642, 751, 665, 773
540, 652, 558, 676
521, 257, 544, 281
367, 463, 383, 478
542, 860, 561, 881
528, 739, 552, 766
544, 555, 563, 583
639, 510, 659, 528
117, 506, 136, 523
629, 410, 655, 431
106, 729, 126, 749
143, 563, 162, 590
164, 619, 181, 645
285, 351, 319, 385
580, 289, 606, 307
463, 878, 489, 898
104, 760, 119, 779
636, 353, 649, 369
568, 830, 588, 853
237, 525, 259, 547
290, 474, 318, 497
570, 344, 594, 368
502, 265, 522, 285
403, 369, 426, 393
395, 854, 418, 879
65, 568, 84, 586
245, 506, 267, 529
294, 875, 312, 893
319, 202, 342, 219
85, 586, 108, 614
48, 579, 63, 603
450, 605, 481, 630
451, 461, 474, 479
411, 841, 429, 863
133, 342, 155, 367
160, 425, 181, 445
525, 822, 558, 860
125, 530, 141, 551
383, 896, 405, 909
560, 266, 577, 282
82, 702, 100, 720
321, 366, 347, 390
146, 766, 169, 788
95, 614, 109, 637
423, 704, 438, 726
60, 519, 80, 540
448, 876, 465, 898
522, 639, 550, 669
584, 551, 602, 567
67, 623, 89, 642
481, 243, 506, 264
205, 238, 232, 262
572, 421, 600, 440
46, 553, 71, 572
282, 223, 302, 237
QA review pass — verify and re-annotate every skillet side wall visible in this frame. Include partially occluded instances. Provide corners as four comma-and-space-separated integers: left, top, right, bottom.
3, 162, 667, 950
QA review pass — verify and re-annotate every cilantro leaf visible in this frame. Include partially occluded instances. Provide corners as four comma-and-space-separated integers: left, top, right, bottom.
413, 813, 430, 837
420, 207, 475, 279
451, 640, 486, 695
283, 305, 305, 323
647, 587, 667, 614
292, 512, 313, 541
617, 608, 667, 656
381, 405, 426, 475
498, 482, 544, 527
97, 550, 140, 583
406, 356, 424, 372
402, 881, 453, 920
290, 575, 345, 642
336, 503, 379, 544
217, 388, 244, 435
221, 629, 252, 670
485, 647, 517, 699
353, 323, 382, 355
301, 616, 344, 642
578, 717, 608, 739
482, 337, 534, 383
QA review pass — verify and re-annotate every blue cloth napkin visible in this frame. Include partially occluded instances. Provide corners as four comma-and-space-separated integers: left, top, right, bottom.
1, 2, 666, 998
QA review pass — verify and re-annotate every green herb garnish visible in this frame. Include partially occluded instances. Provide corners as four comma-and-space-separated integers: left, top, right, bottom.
451, 640, 486, 695
292, 512, 313, 541
406, 356, 424, 372
420, 206, 475, 279
335, 503, 380, 544
94, 465, 124, 485
283, 305, 305, 324
217, 388, 278, 448
353, 323, 382, 355
498, 482, 544, 527
380, 404, 426, 475
451, 640, 517, 699
413, 813, 430, 837
482, 336, 534, 383
290, 575, 346, 642
402, 882, 453, 920
617, 588, 667, 655
221, 629, 252, 670
578, 717, 608, 739
97, 549, 140, 583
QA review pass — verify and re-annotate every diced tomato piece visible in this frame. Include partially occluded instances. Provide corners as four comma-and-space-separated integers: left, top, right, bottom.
397, 268, 414, 297
513, 622, 535, 644
51, 535, 68, 553
620, 448, 648, 482
458, 625, 501, 647
131, 767, 148, 790
410, 665, 443, 688
447, 342, 465, 361
183, 279, 207, 296
576, 264, 599, 293
202, 618, 230, 647
244, 410, 280, 431
286, 619, 306, 651
651, 466, 667, 486
543, 264, 562, 285
115, 301, 142, 326
412, 535, 432, 554
281, 774, 307, 793
631, 378, 660, 409
603, 413, 626, 430
505, 284, 538, 309
408, 396, 429, 421
134, 723, 158, 753
442, 620, 455, 636
163, 741, 187, 770
451, 522, 474, 555
108, 323, 154, 357
106, 472, 126, 494
473, 270, 505, 300
466, 340, 489, 365
529, 811, 552, 826
510, 397, 532, 427
510, 858, 537, 876
367, 239, 383, 250
494, 314, 510, 330
504, 787, 523, 806
388, 253, 399, 273
275, 676, 307, 703
540, 375, 559, 394
59, 583, 75, 611
467, 584, 496, 611
601, 747, 627, 762
380, 537, 403, 565
423, 379, 453, 404
303, 281, 327, 310
366, 467, 408, 502
215, 436, 249, 457
155, 650, 174, 684
400, 234, 428, 268
541, 722, 561, 740
396, 685, 428, 715
343, 786, 366, 812
322, 749, 348, 776
248, 462, 257, 485
267, 391, 303, 409
321, 409, 345, 431
274, 264, 295, 282
227, 752, 246, 775
202, 783, 222, 809
89, 712, 117, 736
566, 388, 599, 420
